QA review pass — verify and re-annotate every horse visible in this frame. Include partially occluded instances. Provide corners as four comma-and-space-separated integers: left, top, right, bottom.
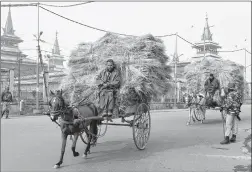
47, 90, 99, 169
185, 93, 197, 125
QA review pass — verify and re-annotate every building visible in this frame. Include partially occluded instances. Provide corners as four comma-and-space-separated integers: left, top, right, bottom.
15, 32, 67, 101
191, 14, 222, 62
45, 31, 66, 72
0, 7, 42, 95
0, 7, 66, 102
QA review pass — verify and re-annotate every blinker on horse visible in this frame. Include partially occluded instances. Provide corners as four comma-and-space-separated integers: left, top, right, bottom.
48, 90, 98, 169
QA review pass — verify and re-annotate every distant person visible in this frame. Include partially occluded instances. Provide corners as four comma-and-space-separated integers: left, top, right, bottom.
1, 87, 13, 119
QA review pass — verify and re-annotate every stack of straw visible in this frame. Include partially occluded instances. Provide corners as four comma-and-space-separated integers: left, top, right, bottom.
60, 33, 172, 106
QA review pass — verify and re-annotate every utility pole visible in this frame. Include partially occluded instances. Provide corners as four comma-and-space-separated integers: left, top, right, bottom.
0, 47, 2, 112
244, 48, 247, 101
174, 32, 178, 109
36, 2, 40, 111
203, 27, 206, 60
47, 54, 50, 93
245, 48, 246, 82
18, 52, 21, 115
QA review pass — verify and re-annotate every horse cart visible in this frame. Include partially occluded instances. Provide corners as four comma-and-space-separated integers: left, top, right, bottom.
185, 92, 227, 126
46, 90, 151, 169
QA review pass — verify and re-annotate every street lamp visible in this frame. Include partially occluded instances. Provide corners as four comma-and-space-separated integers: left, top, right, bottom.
45, 54, 50, 94
173, 53, 184, 109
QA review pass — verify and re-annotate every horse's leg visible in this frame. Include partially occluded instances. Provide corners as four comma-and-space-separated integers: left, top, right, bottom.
187, 107, 191, 125
54, 133, 67, 169
90, 120, 98, 145
83, 131, 92, 158
71, 133, 79, 157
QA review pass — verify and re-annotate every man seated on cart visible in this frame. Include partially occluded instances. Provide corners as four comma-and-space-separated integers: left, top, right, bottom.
96, 59, 121, 118
204, 73, 220, 107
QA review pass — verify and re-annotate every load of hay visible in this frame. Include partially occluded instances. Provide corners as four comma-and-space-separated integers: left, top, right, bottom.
184, 58, 245, 105
60, 33, 172, 107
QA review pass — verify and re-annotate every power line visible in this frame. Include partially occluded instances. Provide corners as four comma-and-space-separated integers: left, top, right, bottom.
177, 35, 250, 54
156, 34, 176, 38
2, 3, 249, 55
39, 1, 94, 7
218, 49, 244, 53
19, 48, 72, 58
39, 5, 178, 38
39, 5, 137, 37
177, 34, 200, 48
245, 49, 251, 54
1, 3, 37, 7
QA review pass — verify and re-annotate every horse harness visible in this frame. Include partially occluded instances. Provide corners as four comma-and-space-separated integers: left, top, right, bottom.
49, 97, 97, 137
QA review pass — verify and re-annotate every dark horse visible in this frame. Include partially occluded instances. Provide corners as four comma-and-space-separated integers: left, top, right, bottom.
47, 90, 98, 169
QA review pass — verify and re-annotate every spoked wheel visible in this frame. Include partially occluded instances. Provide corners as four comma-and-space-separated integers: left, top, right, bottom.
193, 107, 205, 122
80, 131, 89, 145
132, 103, 151, 150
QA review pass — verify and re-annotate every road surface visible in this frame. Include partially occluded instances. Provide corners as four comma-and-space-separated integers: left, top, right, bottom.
1, 105, 251, 172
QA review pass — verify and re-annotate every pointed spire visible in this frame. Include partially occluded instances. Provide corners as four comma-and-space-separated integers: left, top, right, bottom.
3, 7, 15, 35
52, 31, 60, 55
201, 13, 212, 41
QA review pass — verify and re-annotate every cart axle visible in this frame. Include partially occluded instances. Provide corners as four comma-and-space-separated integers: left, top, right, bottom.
101, 122, 132, 127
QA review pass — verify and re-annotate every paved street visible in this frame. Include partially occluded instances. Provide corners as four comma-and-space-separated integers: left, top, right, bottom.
1, 105, 251, 172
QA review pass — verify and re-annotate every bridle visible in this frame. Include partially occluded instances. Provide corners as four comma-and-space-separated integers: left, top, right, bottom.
49, 96, 68, 123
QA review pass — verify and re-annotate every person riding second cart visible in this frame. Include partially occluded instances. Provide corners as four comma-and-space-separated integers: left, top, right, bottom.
204, 73, 220, 107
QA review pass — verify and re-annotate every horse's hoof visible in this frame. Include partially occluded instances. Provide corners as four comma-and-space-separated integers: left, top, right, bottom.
186, 122, 190, 126
74, 152, 79, 157
53, 165, 60, 169
82, 154, 88, 158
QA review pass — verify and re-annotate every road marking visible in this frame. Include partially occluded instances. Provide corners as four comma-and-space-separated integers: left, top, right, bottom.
190, 153, 251, 160
211, 146, 229, 150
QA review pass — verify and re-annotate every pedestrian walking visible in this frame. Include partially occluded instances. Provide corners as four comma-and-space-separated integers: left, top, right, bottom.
220, 82, 242, 144
1, 86, 13, 119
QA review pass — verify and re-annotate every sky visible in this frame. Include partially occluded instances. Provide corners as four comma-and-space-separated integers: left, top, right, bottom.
1, 2, 251, 81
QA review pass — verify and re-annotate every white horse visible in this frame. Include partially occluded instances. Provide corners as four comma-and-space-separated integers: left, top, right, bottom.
185, 93, 206, 125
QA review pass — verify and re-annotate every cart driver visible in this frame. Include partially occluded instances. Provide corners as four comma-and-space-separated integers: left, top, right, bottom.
204, 73, 220, 107
96, 59, 121, 117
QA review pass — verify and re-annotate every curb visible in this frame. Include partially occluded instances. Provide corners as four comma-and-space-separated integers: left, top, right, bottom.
242, 132, 251, 156
6, 108, 189, 118
151, 109, 189, 113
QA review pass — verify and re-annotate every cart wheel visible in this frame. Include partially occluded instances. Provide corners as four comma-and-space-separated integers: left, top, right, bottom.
193, 107, 204, 121
132, 103, 151, 150
80, 126, 100, 145
80, 131, 88, 145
